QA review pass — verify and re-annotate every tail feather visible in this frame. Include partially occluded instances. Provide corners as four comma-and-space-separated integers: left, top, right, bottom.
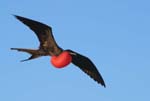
11, 48, 37, 54
11, 48, 40, 61
20, 55, 40, 62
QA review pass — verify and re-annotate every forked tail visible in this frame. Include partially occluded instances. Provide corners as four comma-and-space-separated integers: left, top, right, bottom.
11, 48, 40, 62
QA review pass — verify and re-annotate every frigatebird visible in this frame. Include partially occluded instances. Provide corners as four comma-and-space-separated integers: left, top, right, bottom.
11, 15, 106, 87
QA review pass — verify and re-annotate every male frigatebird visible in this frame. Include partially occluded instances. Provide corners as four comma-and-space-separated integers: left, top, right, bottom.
11, 15, 106, 87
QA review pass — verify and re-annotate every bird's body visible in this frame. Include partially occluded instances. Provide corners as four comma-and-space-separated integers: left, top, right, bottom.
11, 15, 106, 87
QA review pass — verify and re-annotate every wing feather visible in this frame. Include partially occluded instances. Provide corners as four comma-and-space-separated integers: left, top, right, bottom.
68, 50, 106, 87
14, 15, 62, 55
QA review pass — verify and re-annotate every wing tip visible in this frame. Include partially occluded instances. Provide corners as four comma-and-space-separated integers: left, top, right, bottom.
10, 48, 18, 50
102, 83, 106, 88
100, 79, 106, 88
12, 14, 18, 18
12, 14, 25, 21
97, 79, 106, 88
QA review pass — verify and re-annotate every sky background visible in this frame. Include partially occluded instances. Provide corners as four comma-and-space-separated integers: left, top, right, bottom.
1, 0, 150, 100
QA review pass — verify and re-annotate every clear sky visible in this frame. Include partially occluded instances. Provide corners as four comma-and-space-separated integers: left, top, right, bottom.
1, 0, 150, 100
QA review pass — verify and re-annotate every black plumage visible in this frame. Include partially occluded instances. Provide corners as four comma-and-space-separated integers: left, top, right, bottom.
11, 15, 106, 87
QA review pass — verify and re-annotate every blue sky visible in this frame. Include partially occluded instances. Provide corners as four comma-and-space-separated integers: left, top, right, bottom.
1, 0, 150, 100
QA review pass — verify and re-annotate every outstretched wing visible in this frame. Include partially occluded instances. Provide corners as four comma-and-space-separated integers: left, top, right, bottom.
68, 50, 106, 87
14, 15, 62, 55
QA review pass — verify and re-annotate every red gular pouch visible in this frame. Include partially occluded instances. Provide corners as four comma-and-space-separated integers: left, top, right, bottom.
51, 51, 72, 68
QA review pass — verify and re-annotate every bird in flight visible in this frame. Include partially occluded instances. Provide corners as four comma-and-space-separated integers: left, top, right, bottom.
11, 15, 106, 87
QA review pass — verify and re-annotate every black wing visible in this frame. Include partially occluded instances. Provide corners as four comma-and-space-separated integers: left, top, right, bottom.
68, 50, 106, 87
14, 15, 62, 55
